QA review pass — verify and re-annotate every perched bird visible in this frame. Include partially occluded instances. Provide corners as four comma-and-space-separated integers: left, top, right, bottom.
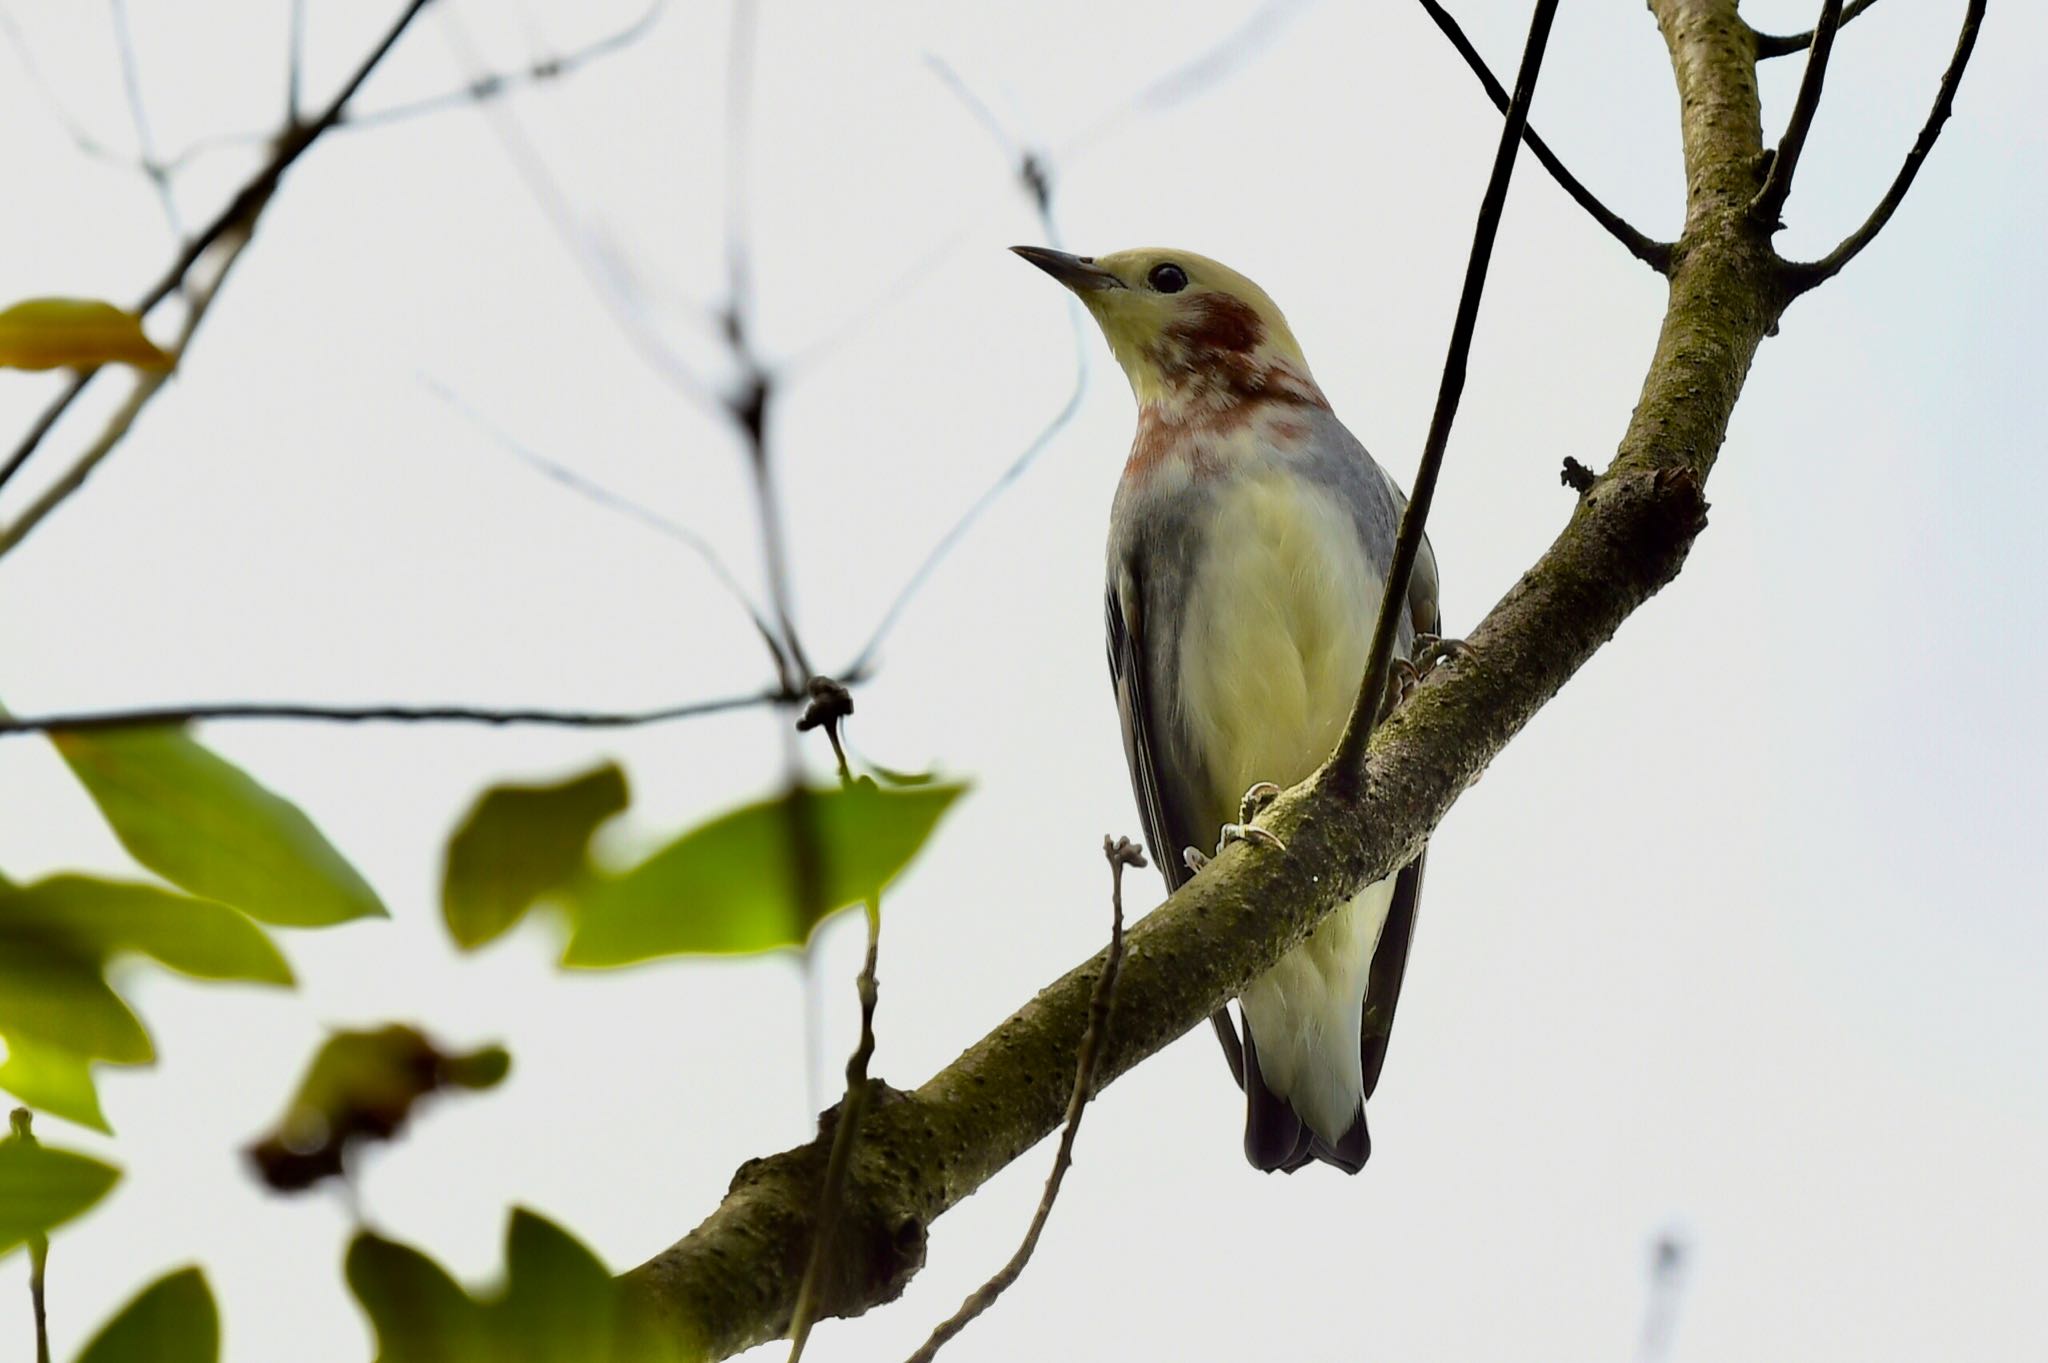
1013, 246, 1439, 1174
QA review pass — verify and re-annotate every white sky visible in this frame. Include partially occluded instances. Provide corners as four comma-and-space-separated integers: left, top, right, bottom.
1, 1, 2044, 1360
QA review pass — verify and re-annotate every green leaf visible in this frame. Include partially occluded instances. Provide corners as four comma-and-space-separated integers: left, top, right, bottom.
246, 1025, 510, 1193
564, 781, 965, 967
348, 1234, 483, 1362
0, 876, 293, 1126
442, 763, 628, 950
53, 726, 385, 926
0, 937, 151, 1064
0, 1039, 108, 1132
348, 1210, 698, 1363
77, 1266, 219, 1363
0, 1135, 119, 1256
3, 876, 291, 985
0, 297, 171, 371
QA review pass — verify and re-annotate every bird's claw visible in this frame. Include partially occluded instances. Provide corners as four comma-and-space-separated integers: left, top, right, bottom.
1183, 846, 1211, 876
1216, 822, 1287, 856
1411, 632, 1477, 675
1238, 781, 1282, 824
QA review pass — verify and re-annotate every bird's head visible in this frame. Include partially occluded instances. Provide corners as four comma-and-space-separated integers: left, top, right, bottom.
1011, 246, 1321, 414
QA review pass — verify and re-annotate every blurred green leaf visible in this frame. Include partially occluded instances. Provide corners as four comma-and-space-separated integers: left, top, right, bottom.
0, 1039, 107, 1132
4, 876, 291, 985
564, 781, 966, 967
442, 763, 627, 950
0, 297, 171, 371
0, 1129, 119, 1257
52, 726, 385, 927
76, 1266, 219, 1363
349, 1210, 698, 1363
0, 876, 293, 1126
246, 1025, 509, 1192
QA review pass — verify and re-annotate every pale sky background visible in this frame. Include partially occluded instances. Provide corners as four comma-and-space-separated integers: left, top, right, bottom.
1, 1, 2044, 1360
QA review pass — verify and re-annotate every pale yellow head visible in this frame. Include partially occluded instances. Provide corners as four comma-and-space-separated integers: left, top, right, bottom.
1011, 247, 1319, 410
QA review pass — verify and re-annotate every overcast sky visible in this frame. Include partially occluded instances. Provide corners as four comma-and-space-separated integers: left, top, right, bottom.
1, 1, 2044, 1360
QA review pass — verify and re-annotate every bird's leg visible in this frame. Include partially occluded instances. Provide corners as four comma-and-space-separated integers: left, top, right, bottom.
1411, 632, 1476, 676
1213, 781, 1287, 857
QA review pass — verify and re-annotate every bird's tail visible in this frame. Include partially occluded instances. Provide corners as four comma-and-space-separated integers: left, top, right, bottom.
1240, 1019, 1369, 1173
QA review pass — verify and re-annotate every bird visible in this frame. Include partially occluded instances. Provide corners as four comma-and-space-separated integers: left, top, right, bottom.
1012, 245, 1440, 1174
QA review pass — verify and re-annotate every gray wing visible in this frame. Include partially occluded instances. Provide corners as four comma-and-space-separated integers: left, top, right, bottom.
1105, 566, 1247, 1087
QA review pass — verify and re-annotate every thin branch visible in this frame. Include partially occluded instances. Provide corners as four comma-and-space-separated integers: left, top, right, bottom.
0, 4, 129, 166
1750, 0, 1845, 226
0, 689, 789, 740
722, 0, 759, 341
1753, 0, 1880, 58
286, 0, 306, 123
1784, 0, 1984, 293
419, 377, 788, 675
0, 221, 255, 560
0, 0, 437, 498
109, 0, 182, 240
1416, 0, 1671, 272
902, 836, 1140, 1363
11, 1109, 51, 1363
783, 897, 879, 1363
435, 9, 724, 418
1633, 1232, 1691, 1363
1055, 0, 1316, 160
1331, 0, 1561, 789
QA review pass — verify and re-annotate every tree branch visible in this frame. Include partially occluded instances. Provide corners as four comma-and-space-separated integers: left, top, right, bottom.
1752, 0, 1880, 59
1332, 0, 1560, 789
901, 837, 1139, 1363
0, 691, 792, 739
1750, 0, 1844, 227
617, 4, 1837, 1354
1782, 0, 1985, 294
0, 0, 435, 499
1416, 0, 1672, 273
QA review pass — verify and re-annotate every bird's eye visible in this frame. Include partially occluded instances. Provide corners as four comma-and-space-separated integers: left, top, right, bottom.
1147, 262, 1188, 294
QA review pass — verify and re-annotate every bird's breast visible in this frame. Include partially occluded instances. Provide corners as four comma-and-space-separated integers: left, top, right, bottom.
1175, 471, 1382, 816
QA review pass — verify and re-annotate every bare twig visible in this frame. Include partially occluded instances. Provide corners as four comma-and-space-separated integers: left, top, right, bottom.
0, 4, 128, 165
0, 0, 437, 498
10, 1109, 52, 1363
1753, 0, 1880, 58
419, 377, 788, 674
0, 220, 255, 560
1416, 1, 1670, 272
286, 0, 307, 123
1633, 1232, 1691, 1363
843, 67, 1089, 676
153, 1, 669, 171
1332, 0, 1560, 789
435, 10, 724, 417
1055, 0, 1316, 159
109, 0, 182, 240
1751, 0, 1845, 226
1783, 0, 1984, 293
0, 689, 790, 740
902, 837, 1141, 1363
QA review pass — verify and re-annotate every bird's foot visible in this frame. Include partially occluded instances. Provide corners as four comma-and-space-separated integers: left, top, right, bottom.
1183, 782, 1288, 873
1412, 632, 1476, 675
1215, 782, 1288, 856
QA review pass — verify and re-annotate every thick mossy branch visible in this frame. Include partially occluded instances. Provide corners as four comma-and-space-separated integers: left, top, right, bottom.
617, 3, 1956, 1356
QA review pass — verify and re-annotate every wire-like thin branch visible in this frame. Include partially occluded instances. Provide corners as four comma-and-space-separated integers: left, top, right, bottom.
1632, 1233, 1691, 1363
1416, 0, 1670, 272
0, 0, 436, 499
0, 220, 254, 560
419, 377, 788, 674
1753, 0, 1880, 58
1331, 0, 1560, 789
902, 836, 1140, 1363
1750, 0, 1844, 226
1783, 0, 1984, 293
10, 1110, 51, 1363
286, 0, 306, 123
0, 4, 127, 165
109, 0, 182, 240
0, 689, 788, 739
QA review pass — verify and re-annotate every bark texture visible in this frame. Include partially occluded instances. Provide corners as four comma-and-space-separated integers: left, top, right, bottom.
619, 4, 1857, 1354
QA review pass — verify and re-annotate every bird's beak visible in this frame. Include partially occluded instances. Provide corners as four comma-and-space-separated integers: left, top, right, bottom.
1010, 246, 1126, 293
